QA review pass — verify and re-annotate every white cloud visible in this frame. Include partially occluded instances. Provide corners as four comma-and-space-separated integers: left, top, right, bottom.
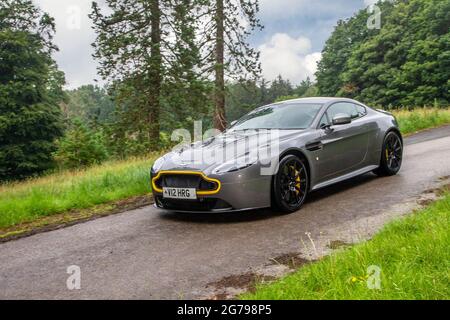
258, 33, 321, 84
364, 0, 378, 6
33, 0, 102, 89
259, 0, 364, 19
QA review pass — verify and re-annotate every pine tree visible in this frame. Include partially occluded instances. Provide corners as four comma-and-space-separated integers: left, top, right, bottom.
90, 0, 164, 149
162, 0, 212, 132
0, 0, 64, 180
90, 0, 211, 150
199, 0, 262, 131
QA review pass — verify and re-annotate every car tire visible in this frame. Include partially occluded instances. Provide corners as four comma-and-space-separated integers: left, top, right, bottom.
272, 155, 309, 213
373, 131, 403, 176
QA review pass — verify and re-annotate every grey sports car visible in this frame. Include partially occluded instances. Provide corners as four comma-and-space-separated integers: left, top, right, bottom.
150, 97, 403, 213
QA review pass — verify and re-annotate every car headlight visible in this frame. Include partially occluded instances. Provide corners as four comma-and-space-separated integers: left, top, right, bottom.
212, 155, 257, 174
151, 156, 165, 174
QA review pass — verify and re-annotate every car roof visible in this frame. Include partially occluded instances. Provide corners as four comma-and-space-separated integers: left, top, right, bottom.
275, 97, 357, 105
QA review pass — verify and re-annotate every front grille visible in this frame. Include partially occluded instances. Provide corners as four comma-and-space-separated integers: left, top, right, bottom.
155, 196, 232, 211
162, 174, 201, 188
153, 173, 218, 192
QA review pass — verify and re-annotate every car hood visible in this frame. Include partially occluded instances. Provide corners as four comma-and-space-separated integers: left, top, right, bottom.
158, 129, 310, 174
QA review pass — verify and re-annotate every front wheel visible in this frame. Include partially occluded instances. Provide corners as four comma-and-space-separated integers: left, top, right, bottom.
373, 131, 403, 176
272, 155, 308, 213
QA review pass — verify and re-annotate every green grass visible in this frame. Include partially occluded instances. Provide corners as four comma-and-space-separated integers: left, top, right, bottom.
393, 108, 450, 135
242, 193, 450, 300
0, 155, 158, 228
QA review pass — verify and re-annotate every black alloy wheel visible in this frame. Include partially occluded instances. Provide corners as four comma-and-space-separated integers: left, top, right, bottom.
273, 155, 308, 213
374, 131, 403, 176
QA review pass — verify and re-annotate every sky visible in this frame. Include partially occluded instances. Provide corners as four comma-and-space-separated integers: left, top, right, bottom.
33, 0, 376, 89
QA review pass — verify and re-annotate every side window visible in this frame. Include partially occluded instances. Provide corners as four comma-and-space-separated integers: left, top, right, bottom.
318, 113, 330, 128
327, 102, 355, 120
327, 102, 366, 120
354, 104, 367, 117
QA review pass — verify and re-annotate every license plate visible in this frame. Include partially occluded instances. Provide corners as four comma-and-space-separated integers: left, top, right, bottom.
162, 187, 197, 200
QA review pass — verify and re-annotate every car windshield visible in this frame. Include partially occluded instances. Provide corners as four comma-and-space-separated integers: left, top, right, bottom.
229, 103, 323, 131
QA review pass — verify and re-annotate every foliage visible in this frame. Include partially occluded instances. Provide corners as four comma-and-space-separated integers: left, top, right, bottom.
225, 76, 320, 120
90, 0, 216, 150
0, 0, 64, 181
242, 192, 450, 300
315, 5, 378, 97
198, 0, 263, 130
63, 85, 115, 126
316, 0, 450, 107
53, 120, 109, 169
161, 0, 213, 133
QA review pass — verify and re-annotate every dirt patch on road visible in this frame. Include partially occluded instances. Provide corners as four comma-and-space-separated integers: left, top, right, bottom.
418, 199, 435, 206
0, 194, 153, 243
208, 272, 276, 291
327, 240, 351, 250
271, 252, 310, 269
205, 252, 312, 299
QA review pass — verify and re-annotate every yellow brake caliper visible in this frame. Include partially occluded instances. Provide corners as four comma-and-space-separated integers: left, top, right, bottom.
295, 169, 301, 195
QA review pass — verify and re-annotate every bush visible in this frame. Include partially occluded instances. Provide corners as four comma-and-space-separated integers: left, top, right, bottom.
53, 120, 109, 169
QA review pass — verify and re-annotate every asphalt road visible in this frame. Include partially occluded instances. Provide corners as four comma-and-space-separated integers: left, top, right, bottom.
1, 126, 450, 299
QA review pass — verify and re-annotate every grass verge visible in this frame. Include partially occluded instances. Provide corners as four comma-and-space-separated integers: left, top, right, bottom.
0, 155, 158, 229
241, 192, 450, 300
393, 108, 450, 135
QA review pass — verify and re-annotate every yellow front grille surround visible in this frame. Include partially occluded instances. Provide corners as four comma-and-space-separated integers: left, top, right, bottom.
151, 170, 221, 195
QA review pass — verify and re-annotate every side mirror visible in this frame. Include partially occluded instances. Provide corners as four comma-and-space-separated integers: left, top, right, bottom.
332, 113, 351, 126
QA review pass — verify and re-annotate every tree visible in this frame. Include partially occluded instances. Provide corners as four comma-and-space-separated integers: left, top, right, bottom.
316, 0, 449, 107
315, 6, 377, 97
226, 79, 262, 121
161, 0, 212, 132
63, 85, 115, 126
341, 0, 449, 107
199, 0, 263, 131
90, 0, 165, 149
294, 77, 313, 97
0, 0, 64, 180
53, 119, 108, 169
90, 0, 213, 151
268, 75, 294, 101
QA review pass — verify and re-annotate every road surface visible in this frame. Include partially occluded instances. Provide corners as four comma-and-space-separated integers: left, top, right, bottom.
1, 126, 450, 299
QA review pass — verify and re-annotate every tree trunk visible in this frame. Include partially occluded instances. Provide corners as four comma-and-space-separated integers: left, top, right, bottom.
149, 0, 161, 147
214, 0, 226, 131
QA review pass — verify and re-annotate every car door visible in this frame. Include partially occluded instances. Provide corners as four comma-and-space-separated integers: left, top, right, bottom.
315, 102, 369, 182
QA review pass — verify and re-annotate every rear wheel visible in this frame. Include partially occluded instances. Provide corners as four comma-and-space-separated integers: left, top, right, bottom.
272, 155, 308, 213
373, 131, 403, 176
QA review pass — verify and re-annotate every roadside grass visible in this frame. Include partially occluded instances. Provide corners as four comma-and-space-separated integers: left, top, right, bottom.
393, 107, 450, 135
0, 154, 158, 229
241, 192, 450, 300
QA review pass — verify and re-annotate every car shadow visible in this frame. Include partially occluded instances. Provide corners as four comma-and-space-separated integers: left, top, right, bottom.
158, 173, 379, 224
